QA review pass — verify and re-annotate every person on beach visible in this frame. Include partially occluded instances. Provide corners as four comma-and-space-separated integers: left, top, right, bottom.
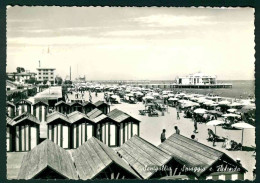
193, 120, 198, 133
191, 134, 198, 141
160, 129, 166, 143
174, 126, 180, 134
208, 128, 217, 146
97, 128, 102, 141
177, 111, 180, 120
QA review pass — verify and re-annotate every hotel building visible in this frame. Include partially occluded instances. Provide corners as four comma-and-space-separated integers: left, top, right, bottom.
36, 68, 56, 85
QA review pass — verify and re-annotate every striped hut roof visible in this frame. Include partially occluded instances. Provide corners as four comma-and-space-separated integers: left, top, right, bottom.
92, 114, 109, 123
107, 109, 140, 123
72, 137, 140, 180
18, 139, 78, 180
67, 111, 93, 124
46, 111, 71, 124
68, 102, 83, 106
82, 101, 95, 107
6, 116, 15, 126
33, 100, 49, 106
55, 100, 69, 106
94, 100, 109, 107
6, 101, 15, 107
15, 99, 32, 105
116, 135, 173, 179
12, 112, 40, 126
86, 108, 103, 119
158, 134, 246, 177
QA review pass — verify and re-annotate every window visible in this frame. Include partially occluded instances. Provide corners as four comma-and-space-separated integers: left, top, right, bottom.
39, 77, 41, 79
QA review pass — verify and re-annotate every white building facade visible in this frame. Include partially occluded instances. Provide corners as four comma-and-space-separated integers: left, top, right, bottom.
176, 73, 217, 85
36, 68, 56, 85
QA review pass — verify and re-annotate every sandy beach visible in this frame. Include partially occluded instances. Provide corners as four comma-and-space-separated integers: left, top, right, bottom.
82, 91, 255, 180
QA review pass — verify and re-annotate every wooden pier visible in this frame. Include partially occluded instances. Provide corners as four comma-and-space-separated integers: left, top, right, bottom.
129, 83, 233, 89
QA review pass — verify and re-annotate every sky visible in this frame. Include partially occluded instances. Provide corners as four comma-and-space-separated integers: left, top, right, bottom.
7, 7, 255, 80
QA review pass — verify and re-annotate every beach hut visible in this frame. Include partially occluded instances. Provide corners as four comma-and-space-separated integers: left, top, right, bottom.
82, 101, 96, 114
33, 101, 49, 122
69, 102, 83, 113
107, 109, 140, 146
46, 111, 71, 149
68, 111, 95, 148
12, 113, 40, 151
116, 135, 183, 179
93, 114, 119, 147
158, 134, 246, 180
6, 116, 15, 152
6, 101, 15, 118
94, 100, 110, 114
87, 108, 103, 119
72, 137, 140, 180
17, 139, 78, 179
15, 99, 32, 116
54, 101, 70, 114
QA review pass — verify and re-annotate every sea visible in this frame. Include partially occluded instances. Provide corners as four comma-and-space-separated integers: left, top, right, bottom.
148, 80, 255, 99
92, 80, 255, 99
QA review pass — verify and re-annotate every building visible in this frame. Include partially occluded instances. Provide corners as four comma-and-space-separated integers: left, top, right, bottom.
93, 114, 118, 147
116, 135, 183, 179
6, 101, 16, 118
12, 113, 40, 152
32, 101, 49, 123
107, 109, 140, 146
15, 99, 32, 116
6, 116, 15, 152
72, 137, 140, 180
46, 111, 71, 149
94, 100, 110, 114
17, 139, 78, 180
7, 70, 37, 84
158, 134, 246, 180
36, 67, 56, 85
68, 111, 95, 148
176, 72, 217, 85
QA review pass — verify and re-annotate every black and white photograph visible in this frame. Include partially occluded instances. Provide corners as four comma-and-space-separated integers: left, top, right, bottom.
6, 6, 255, 180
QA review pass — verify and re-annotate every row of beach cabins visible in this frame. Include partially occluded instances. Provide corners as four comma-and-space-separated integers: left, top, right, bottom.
17, 134, 246, 180
6, 99, 140, 152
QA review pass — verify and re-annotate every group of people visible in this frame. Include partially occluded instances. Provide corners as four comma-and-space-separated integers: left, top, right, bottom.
160, 126, 180, 143
160, 126, 199, 143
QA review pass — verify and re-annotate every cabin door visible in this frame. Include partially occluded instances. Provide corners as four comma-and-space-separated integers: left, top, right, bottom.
62, 125, 69, 148
30, 126, 37, 149
6, 126, 10, 151
132, 123, 138, 136
110, 124, 116, 146
86, 124, 93, 140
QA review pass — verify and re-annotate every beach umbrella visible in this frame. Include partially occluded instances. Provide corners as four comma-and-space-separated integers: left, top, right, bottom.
194, 108, 207, 114
168, 97, 178, 101
231, 122, 255, 145
227, 108, 237, 113
144, 96, 154, 100
222, 113, 240, 118
110, 95, 118, 99
218, 100, 231, 105
203, 100, 216, 106
152, 92, 160, 96
229, 102, 243, 107
206, 120, 225, 134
